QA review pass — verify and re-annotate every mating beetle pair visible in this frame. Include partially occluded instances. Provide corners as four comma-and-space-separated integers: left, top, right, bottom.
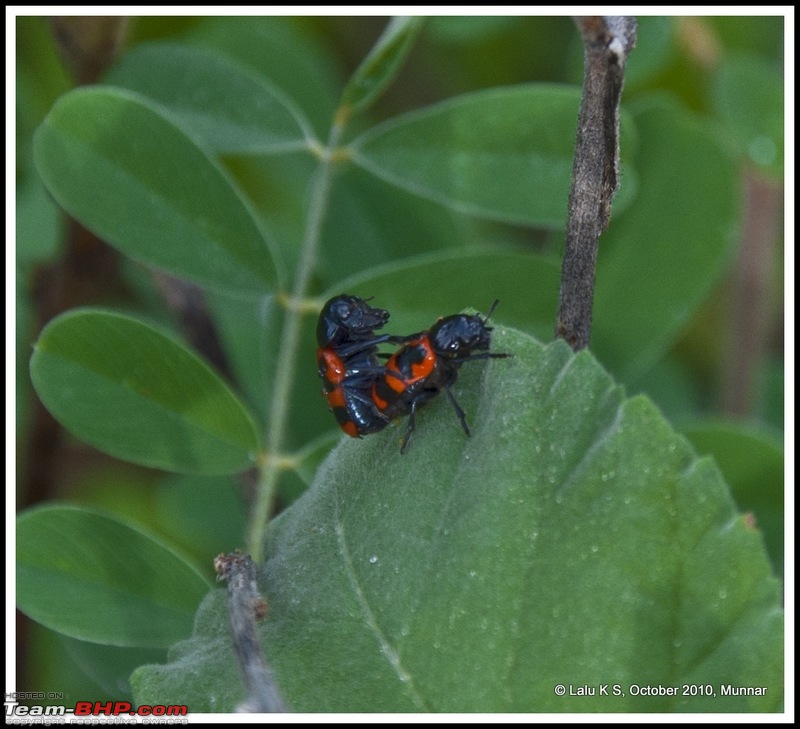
316, 294, 510, 453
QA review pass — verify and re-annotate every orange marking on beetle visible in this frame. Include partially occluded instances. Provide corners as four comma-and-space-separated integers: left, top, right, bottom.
342, 421, 359, 438
411, 343, 436, 380
326, 388, 347, 409
318, 348, 346, 383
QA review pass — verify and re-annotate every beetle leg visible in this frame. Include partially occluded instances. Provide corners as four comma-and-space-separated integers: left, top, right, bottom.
400, 400, 418, 455
444, 384, 471, 437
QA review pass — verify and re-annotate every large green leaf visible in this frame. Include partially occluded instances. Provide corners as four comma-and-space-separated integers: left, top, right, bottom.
17, 505, 211, 648
349, 84, 636, 227
132, 327, 782, 712
30, 309, 260, 474
105, 42, 314, 154
33, 86, 280, 294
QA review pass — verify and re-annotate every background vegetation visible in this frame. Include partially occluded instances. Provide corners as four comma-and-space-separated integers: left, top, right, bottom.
15, 15, 784, 712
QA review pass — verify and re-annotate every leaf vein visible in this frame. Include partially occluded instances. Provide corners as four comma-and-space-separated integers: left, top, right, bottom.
555, 398, 624, 498
333, 489, 428, 711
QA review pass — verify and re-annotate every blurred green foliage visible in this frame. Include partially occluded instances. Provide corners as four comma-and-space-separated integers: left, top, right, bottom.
15, 14, 784, 712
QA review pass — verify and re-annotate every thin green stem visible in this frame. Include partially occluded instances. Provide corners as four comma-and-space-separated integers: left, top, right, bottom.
246, 121, 346, 563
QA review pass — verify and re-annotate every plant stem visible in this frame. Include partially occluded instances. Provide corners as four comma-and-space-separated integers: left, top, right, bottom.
556, 16, 637, 351
215, 552, 289, 712
247, 121, 346, 562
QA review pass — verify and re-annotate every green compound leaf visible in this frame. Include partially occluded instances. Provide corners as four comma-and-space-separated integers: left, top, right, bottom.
33, 86, 280, 294
350, 84, 636, 227
30, 309, 260, 474
105, 42, 314, 155
17, 505, 211, 648
132, 327, 782, 712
